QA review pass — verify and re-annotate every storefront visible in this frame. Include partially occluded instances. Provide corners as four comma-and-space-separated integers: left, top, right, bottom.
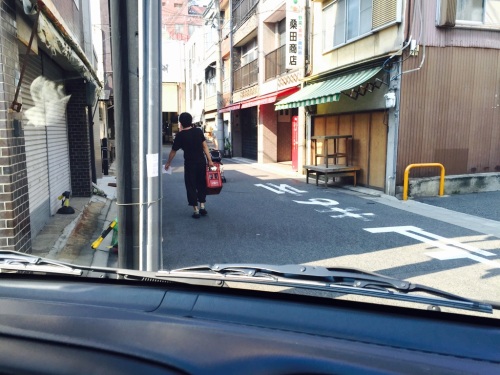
275, 64, 395, 191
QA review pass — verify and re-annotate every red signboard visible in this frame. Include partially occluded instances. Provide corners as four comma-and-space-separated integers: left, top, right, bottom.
292, 115, 299, 171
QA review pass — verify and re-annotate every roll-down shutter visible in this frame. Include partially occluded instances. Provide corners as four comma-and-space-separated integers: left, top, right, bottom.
241, 107, 258, 160
42, 56, 72, 216
20, 51, 49, 239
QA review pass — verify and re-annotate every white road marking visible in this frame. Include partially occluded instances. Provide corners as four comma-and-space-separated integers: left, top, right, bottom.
294, 198, 375, 221
365, 226, 500, 268
254, 183, 307, 195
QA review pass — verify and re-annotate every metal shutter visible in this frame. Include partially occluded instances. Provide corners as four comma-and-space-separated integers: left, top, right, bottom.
20, 51, 50, 239
41, 55, 72, 216
241, 108, 258, 160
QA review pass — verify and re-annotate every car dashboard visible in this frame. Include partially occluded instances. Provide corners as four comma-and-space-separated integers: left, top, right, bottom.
0, 275, 498, 374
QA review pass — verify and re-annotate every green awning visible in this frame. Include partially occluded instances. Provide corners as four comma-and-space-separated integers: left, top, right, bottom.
275, 67, 383, 110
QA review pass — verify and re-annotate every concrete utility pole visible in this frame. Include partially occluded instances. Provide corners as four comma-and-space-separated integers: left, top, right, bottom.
138, 0, 162, 271
110, 0, 140, 269
215, 0, 224, 150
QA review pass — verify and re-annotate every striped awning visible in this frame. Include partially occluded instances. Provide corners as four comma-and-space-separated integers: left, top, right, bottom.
275, 67, 382, 110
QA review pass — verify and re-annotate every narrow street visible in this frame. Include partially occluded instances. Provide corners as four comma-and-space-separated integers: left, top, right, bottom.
161, 146, 500, 314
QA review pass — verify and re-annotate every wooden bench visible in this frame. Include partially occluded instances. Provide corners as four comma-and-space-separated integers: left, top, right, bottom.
304, 165, 361, 187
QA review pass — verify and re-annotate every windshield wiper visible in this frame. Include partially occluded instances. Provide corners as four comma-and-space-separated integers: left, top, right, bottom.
0, 251, 82, 276
158, 264, 495, 314
1, 251, 494, 314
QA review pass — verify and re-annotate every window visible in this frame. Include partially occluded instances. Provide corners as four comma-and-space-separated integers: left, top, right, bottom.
205, 67, 216, 97
324, 0, 373, 50
278, 18, 286, 47
175, 24, 183, 34
232, 0, 259, 30
456, 0, 484, 23
265, 19, 287, 80
205, 24, 217, 51
198, 83, 202, 100
241, 38, 258, 66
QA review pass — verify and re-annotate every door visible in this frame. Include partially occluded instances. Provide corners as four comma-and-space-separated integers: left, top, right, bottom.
368, 112, 387, 189
241, 107, 257, 160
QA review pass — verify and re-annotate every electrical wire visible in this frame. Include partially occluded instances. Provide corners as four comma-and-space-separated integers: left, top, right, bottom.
392, 0, 426, 80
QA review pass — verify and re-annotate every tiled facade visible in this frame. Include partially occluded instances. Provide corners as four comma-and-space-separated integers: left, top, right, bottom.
66, 79, 92, 197
0, 0, 31, 252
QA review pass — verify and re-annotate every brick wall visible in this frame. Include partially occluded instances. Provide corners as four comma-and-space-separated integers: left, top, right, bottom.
0, 0, 32, 253
66, 79, 92, 197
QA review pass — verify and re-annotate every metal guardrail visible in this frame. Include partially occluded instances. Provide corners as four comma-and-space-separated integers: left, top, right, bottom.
403, 163, 445, 201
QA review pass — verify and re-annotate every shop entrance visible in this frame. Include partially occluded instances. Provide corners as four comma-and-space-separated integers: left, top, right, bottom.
313, 111, 387, 190
241, 107, 257, 160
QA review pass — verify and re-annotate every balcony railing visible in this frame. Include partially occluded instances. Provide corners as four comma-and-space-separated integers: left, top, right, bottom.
233, 0, 258, 30
234, 59, 258, 91
265, 45, 286, 81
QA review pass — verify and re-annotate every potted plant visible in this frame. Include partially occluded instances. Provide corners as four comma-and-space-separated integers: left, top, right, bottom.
224, 137, 232, 158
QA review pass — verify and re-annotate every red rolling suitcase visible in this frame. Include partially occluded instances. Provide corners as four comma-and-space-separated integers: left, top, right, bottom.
206, 163, 223, 195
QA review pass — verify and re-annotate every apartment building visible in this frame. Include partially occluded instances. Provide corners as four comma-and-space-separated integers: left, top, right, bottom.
162, 0, 206, 41
225, 0, 304, 164
184, 0, 303, 160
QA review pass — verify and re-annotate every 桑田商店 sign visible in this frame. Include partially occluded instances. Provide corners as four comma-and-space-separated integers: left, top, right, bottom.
286, 0, 305, 70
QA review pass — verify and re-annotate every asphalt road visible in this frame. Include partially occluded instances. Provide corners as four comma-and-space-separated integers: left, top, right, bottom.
161, 146, 500, 317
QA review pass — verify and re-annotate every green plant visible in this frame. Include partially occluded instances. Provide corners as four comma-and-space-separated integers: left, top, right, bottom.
224, 137, 231, 150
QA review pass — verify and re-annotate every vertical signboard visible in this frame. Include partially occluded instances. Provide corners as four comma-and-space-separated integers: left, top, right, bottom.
286, 0, 305, 70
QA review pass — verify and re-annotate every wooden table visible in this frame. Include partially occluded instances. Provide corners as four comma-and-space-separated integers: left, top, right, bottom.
311, 135, 352, 168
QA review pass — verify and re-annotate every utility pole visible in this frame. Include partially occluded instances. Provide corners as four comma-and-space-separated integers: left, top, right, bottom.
228, 0, 233, 153
138, 0, 162, 271
214, 0, 224, 150
110, 0, 141, 269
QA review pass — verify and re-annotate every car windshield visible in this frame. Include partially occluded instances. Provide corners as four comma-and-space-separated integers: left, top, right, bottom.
1, 0, 499, 319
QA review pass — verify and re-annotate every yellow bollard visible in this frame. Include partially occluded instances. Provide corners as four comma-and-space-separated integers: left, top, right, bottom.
403, 163, 445, 201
